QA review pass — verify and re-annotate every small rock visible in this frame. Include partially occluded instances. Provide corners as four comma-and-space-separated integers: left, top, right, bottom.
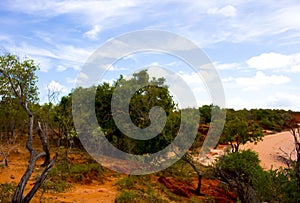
10, 175, 15, 179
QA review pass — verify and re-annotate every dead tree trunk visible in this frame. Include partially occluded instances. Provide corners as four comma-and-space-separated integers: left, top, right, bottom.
12, 102, 57, 203
37, 122, 50, 167
0, 144, 18, 167
182, 153, 203, 195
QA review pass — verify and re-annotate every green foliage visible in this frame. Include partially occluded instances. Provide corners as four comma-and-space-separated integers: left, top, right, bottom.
0, 53, 39, 138
254, 167, 300, 202
42, 161, 104, 193
216, 150, 260, 174
214, 150, 262, 202
0, 53, 39, 104
115, 175, 167, 203
40, 179, 72, 193
48, 162, 104, 184
0, 183, 16, 203
94, 70, 178, 155
53, 94, 80, 148
157, 159, 196, 182
249, 108, 290, 131
199, 104, 212, 124
115, 190, 167, 203
220, 116, 263, 152
215, 150, 300, 202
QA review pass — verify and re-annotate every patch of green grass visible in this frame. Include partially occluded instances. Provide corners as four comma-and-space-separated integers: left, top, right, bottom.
157, 159, 196, 182
116, 175, 153, 191
41, 179, 72, 193
114, 161, 216, 203
115, 175, 168, 203
41, 162, 104, 194
116, 175, 136, 189
0, 183, 16, 203
158, 184, 184, 202
49, 162, 104, 183
115, 190, 167, 203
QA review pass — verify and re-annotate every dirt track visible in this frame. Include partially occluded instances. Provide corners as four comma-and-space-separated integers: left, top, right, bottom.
241, 131, 296, 169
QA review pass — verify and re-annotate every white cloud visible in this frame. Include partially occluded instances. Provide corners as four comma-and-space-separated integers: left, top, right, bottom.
0, 35, 11, 42
179, 71, 204, 85
46, 80, 67, 93
77, 72, 89, 80
10, 42, 92, 64
56, 65, 67, 72
247, 52, 300, 72
84, 25, 101, 40
226, 96, 245, 109
33, 56, 53, 72
109, 65, 127, 71
3, 0, 137, 17
235, 71, 290, 90
66, 77, 76, 84
266, 93, 300, 110
56, 45, 92, 63
222, 77, 234, 83
214, 53, 300, 73
207, 5, 237, 17
3, 1, 300, 48
8, 43, 92, 72
247, 52, 290, 70
214, 62, 241, 70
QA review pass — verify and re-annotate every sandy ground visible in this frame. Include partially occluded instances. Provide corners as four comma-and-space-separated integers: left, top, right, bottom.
1, 131, 297, 202
38, 178, 119, 203
241, 131, 296, 170
0, 141, 119, 203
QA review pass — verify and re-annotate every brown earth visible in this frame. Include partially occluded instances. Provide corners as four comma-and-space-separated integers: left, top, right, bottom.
0, 135, 119, 203
3, 131, 294, 202
157, 176, 237, 202
0, 134, 234, 202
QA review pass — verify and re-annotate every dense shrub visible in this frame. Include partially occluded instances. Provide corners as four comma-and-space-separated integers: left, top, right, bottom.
215, 150, 300, 202
214, 150, 262, 202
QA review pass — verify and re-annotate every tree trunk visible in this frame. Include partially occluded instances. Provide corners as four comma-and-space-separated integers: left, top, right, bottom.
182, 154, 203, 195
37, 122, 50, 166
12, 102, 57, 203
23, 153, 57, 202
12, 112, 35, 203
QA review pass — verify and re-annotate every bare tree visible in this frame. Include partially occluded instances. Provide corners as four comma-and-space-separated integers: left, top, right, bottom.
181, 153, 203, 195
0, 144, 19, 167
0, 54, 57, 203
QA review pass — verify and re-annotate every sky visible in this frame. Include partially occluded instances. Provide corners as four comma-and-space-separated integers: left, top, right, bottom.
0, 0, 300, 111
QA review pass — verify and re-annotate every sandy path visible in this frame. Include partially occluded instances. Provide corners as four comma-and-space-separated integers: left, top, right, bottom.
36, 177, 119, 203
241, 131, 296, 170
0, 141, 119, 203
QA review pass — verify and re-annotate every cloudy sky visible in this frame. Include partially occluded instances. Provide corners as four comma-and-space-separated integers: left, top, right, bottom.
0, 0, 300, 110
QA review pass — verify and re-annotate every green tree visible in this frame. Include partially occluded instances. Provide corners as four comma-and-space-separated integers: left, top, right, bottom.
214, 150, 262, 202
94, 70, 177, 154
215, 150, 300, 202
0, 53, 57, 203
199, 104, 212, 124
220, 116, 263, 152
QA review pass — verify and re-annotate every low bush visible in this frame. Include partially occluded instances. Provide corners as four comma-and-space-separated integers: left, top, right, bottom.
115, 190, 167, 203
115, 175, 168, 203
49, 162, 104, 183
215, 150, 300, 202
0, 183, 16, 203
40, 179, 72, 193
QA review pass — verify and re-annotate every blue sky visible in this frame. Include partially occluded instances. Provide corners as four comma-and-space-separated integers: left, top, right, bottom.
0, 0, 300, 110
